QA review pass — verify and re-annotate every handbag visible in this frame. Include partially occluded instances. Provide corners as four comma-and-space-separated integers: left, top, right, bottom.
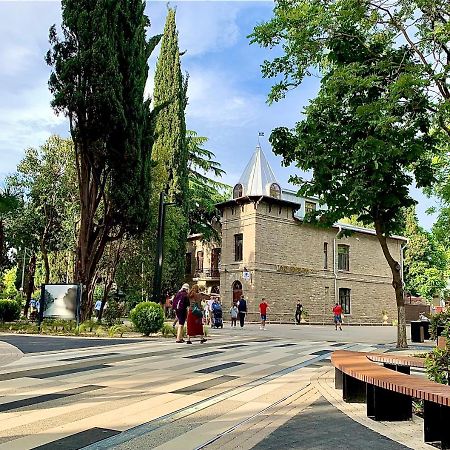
192, 304, 203, 318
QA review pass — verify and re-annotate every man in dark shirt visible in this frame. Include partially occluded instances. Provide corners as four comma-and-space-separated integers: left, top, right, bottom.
295, 302, 303, 325
237, 295, 247, 328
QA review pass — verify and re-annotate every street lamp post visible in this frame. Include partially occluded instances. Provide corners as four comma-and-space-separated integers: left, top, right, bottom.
20, 247, 28, 294
152, 192, 175, 303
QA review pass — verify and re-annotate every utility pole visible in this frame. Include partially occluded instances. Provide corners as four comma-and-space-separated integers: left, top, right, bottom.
20, 247, 28, 294
152, 192, 175, 303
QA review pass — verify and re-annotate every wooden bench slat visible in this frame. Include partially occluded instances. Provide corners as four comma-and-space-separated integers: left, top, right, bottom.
366, 353, 425, 368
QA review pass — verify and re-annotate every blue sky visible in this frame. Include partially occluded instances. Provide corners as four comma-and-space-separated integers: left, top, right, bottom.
0, 1, 439, 229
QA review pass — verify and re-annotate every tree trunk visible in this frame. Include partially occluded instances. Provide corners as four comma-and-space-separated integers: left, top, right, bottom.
42, 248, 50, 285
375, 220, 408, 348
75, 149, 111, 322
0, 219, 5, 269
24, 253, 36, 318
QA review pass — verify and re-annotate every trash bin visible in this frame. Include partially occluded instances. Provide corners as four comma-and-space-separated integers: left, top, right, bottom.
411, 321, 424, 343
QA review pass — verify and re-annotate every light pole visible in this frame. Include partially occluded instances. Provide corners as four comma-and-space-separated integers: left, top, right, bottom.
152, 192, 175, 303
20, 247, 28, 294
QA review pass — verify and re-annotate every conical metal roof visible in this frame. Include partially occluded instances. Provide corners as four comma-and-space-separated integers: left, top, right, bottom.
236, 145, 279, 197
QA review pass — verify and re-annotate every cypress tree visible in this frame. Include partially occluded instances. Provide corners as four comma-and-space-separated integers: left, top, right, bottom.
151, 8, 189, 292
46, 0, 160, 318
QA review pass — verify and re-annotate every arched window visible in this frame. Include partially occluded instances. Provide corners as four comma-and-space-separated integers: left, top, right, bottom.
269, 183, 281, 199
233, 183, 243, 199
232, 280, 243, 303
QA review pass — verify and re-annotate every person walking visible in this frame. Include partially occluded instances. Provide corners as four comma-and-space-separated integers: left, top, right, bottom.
295, 301, 303, 325
230, 303, 238, 327
94, 299, 102, 319
333, 302, 343, 331
237, 295, 247, 328
259, 298, 269, 330
186, 285, 207, 344
173, 283, 190, 343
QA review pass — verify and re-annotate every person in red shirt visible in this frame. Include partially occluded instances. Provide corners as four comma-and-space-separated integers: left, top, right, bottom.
259, 298, 269, 330
333, 303, 343, 331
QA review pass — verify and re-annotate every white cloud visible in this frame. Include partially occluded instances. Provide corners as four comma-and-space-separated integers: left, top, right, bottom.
0, 80, 67, 174
186, 67, 264, 127
176, 4, 240, 57
147, 3, 242, 58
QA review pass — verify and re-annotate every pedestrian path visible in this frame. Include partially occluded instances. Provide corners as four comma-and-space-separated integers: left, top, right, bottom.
0, 331, 431, 449
0, 341, 22, 368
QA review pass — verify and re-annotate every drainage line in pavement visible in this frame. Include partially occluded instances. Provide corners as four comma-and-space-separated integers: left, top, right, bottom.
81, 346, 354, 450
194, 383, 315, 450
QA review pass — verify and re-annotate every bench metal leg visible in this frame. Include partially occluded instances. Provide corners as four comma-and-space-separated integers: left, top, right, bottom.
335, 368, 343, 389
424, 401, 450, 449
343, 374, 366, 403
366, 384, 412, 421
383, 363, 410, 375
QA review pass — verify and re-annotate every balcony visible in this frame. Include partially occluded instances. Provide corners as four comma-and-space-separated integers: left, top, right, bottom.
193, 268, 220, 281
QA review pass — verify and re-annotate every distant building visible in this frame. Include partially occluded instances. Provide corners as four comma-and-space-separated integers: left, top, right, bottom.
185, 145, 406, 324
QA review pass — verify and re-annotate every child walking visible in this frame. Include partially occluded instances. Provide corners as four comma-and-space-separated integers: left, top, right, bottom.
230, 303, 238, 327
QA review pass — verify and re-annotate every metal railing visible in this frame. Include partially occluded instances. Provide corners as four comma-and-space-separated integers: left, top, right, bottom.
194, 268, 220, 279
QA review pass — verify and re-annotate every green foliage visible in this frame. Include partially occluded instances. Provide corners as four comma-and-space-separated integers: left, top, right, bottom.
0, 299, 21, 322
130, 301, 164, 336
46, 0, 160, 315
426, 341, 450, 385
102, 300, 125, 326
160, 322, 176, 337
403, 207, 447, 300
40, 319, 77, 333
187, 130, 229, 240
78, 320, 97, 333
429, 311, 450, 340
0, 320, 39, 334
250, 4, 440, 348
151, 8, 189, 291
108, 324, 130, 337
1, 267, 19, 298
0, 189, 19, 272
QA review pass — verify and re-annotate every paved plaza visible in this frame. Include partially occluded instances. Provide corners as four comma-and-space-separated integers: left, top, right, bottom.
0, 324, 435, 449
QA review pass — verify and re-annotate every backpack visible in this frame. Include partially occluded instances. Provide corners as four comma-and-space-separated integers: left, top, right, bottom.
192, 304, 203, 318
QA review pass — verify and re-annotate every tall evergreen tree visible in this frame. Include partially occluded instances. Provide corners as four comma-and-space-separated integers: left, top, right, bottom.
46, 0, 160, 318
151, 7, 189, 293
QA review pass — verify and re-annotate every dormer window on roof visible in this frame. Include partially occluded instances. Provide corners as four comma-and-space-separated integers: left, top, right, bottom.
269, 183, 281, 199
233, 183, 243, 199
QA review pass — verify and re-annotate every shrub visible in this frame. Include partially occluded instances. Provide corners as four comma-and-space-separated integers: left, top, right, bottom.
108, 324, 129, 337
130, 301, 164, 336
102, 300, 124, 326
0, 299, 21, 322
426, 323, 450, 385
78, 320, 98, 333
161, 323, 176, 337
429, 311, 450, 340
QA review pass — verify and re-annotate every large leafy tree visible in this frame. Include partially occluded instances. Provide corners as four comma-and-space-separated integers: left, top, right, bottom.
404, 207, 447, 301
0, 190, 19, 273
252, 18, 436, 346
46, 0, 160, 318
151, 7, 189, 293
7, 136, 77, 285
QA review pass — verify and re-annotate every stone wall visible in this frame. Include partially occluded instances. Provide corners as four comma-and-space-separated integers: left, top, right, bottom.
219, 198, 403, 324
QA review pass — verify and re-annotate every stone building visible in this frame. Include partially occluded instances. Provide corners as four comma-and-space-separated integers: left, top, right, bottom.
185, 145, 406, 324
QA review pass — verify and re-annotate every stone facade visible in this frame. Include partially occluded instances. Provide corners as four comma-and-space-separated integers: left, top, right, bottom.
218, 198, 403, 325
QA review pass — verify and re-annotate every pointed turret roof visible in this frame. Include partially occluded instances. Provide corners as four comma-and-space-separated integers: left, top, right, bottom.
237, 145, 279, 197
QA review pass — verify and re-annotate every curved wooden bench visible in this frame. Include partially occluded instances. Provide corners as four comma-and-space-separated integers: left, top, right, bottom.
332, 350, 450, 448
366, 353, 425, 370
